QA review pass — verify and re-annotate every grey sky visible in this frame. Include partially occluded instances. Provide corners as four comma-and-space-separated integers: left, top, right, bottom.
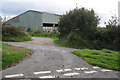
1, 0, 120, 26
2, 2, 34, 15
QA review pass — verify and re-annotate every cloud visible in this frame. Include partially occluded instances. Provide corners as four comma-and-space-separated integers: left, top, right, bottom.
2, 2, 35, 16
1, 0, 120, 26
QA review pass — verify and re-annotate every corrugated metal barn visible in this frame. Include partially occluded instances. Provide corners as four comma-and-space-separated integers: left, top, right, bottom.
5, 10, 61, 31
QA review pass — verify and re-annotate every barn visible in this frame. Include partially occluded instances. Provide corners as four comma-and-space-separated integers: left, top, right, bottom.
5, 10, 61, 31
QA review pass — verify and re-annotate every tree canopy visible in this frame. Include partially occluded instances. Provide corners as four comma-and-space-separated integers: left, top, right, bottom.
57, 7, 119, 51
58, 7, 100, 39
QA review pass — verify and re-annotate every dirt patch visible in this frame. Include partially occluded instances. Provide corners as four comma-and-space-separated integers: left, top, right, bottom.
18, 37, 57, 46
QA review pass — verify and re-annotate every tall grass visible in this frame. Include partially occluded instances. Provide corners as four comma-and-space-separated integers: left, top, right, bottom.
29, 29, 59, 38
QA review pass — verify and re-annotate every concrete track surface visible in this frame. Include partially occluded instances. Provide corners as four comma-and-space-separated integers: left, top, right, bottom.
1, 37, 119, 79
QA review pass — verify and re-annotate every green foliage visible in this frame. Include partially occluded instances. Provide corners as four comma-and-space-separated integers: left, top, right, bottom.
93, 15, 119, 51
31, 29, 60, 38
58, 7, 99, 39
0, 16, 2, 24
27, 28, 33, 32
72, 49, 119, 70
0, 16, 2, 40
57, 7, 119, 51
2, 25, 32, 42
94, 26, 119, 50
57, 7, 100, 48
66, 31, 88, 46
2, 43, 32, 69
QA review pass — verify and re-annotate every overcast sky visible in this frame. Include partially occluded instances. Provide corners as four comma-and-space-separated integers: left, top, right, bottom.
1, 0, 120, 27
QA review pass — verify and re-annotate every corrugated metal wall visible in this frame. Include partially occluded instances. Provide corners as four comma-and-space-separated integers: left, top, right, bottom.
42, 12, 60, 24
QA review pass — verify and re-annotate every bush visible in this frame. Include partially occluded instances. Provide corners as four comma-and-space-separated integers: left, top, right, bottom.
2, 25, 32, 42
93, 15, 119, 51
66, 31, 88, 46
94, 25, 119, 51
32, 29, 60, 37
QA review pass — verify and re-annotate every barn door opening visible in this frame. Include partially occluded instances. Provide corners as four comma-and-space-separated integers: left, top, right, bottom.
43, 23, 58, 31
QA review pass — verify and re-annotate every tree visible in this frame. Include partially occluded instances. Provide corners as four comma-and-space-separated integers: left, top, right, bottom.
0, 16, 2, 26
105, 15, 118, 28
95, 15, 119, 50
0, 16, 2, 40
58, 7, 100, 40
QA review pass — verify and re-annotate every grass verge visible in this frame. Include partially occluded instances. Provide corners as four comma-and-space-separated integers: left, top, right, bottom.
72, 49, 119, 70
3, 36, 33, 42
54, 39, 86, 49
33, 36, 58, 41
2, 43, 32, 69
46, 37, 119, 70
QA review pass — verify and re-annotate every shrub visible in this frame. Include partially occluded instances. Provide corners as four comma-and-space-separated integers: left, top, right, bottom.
93, 16, 119, 51
32, 29, 60, 37
2, 25, 32, 42
66, 31, 87, 46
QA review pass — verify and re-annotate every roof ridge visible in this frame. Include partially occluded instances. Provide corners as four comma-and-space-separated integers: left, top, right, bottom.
5, 10, 61, 23
28, 10, 61, 16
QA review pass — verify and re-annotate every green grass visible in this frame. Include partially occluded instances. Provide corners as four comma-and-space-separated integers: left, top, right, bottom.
2, 43, 32, 69
32, 35, 58, 41
72, 49, 119, 70
3, 36, 32, 42
54, 39, 86, 49
36, 36, 58, 41
42, 37, 119, 70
